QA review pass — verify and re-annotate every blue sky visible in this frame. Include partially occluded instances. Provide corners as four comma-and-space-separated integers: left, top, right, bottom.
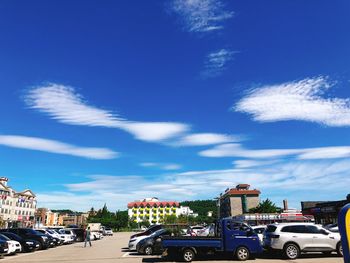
1, 0, 350, 211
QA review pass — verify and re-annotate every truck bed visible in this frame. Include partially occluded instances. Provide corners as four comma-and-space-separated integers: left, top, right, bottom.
162, 236, 222, 248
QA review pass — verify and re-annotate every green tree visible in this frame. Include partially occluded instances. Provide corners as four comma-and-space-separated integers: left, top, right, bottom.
180, 200, 217, 218
140, 219, 150, 228
163, 214, 177, 224
115, 210, 129, 231
249, 199, 281, 213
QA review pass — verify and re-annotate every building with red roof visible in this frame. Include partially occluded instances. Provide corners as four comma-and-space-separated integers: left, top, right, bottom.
127, 197, 183, 224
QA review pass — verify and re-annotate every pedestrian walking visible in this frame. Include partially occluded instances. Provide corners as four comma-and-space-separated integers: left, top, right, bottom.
84, 226, 92, 247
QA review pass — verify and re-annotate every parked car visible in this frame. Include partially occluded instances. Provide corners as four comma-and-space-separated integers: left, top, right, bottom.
129, 233, 151, 251
103, 228, 113, 236
67, 228, 85, 242
186, 225, 204, 236
324, 223, 339, 233
263, 223, 342, 259
252, 225, 266, 244
90, 231, 103, 240
0, 233, 21, 255
36, 230, 63, 246
0, 239, 8, 257
0, 228, 50, 250
136, 229, 170, 255
196, 224, 215, 237
0, 232, 39, 252
45, 229, 73, 244
58, 229, 77, 242
130, 225, 162, 239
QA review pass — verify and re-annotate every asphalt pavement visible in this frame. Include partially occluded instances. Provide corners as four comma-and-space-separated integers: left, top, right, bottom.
0, 232, 343, 263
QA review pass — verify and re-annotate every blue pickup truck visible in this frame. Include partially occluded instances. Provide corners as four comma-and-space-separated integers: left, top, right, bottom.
162, 218, 262, 262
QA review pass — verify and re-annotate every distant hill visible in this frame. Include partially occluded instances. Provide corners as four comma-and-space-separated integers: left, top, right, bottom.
180, 200, 217, 218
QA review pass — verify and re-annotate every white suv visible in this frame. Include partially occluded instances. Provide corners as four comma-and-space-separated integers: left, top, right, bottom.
263, 223, 342, 259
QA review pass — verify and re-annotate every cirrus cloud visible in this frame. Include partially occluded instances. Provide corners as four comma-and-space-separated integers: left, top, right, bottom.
235, 76, 350, 127
169, 0, 234, 33
25, 83, 189, 143
0, 135, 118, 159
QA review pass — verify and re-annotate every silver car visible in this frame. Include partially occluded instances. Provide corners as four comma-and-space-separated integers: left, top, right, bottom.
263, 223, 342, 259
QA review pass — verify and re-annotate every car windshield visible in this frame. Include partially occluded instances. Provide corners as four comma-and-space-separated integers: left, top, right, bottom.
151, 229, 165, 237
24, 229, 41, 235
3, 233, 19, 241
0, 234, 10, 241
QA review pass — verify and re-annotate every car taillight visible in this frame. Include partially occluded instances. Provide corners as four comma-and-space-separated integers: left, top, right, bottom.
270, 234, 280, 238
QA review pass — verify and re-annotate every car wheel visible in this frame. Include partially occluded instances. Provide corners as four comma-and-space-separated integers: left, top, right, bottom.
284, 243, 300, 260
183, 248, 195, 262
235, 246, 250, 261
337, 243, 343, 257
144, 246, 153, 255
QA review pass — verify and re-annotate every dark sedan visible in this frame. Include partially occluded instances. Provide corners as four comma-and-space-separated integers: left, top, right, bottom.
0, 228, 50, 250
136, 229, 170, 255
0, 232, 39, 252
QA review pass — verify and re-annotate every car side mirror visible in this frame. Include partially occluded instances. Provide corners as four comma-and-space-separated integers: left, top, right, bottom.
320, 229, 329, 235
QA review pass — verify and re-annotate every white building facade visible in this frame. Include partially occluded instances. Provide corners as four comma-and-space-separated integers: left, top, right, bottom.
0, 177, 37, 227
128, 197, 197, 224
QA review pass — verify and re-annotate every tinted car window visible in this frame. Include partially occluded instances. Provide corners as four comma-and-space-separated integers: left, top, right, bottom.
0, 234, 9, 241
266, 225, 277, 233
2, 232, 21, 241
281, 225, 307, 233
305, 225, 322, 234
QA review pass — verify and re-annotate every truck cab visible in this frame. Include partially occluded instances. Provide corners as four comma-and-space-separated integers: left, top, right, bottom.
162, 218, 262, 262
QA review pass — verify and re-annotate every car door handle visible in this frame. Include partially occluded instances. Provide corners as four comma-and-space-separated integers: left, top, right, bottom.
329, 237, 335, 239
292, 236, 297, 238
313, 236, 318, 238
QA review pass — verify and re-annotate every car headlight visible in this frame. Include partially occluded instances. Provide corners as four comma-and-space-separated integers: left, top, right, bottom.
42, 236, 48, 240
129, 239, 136, 243
26, 241, 34, 245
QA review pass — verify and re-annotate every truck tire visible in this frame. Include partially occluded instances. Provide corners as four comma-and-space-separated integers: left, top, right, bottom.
284, 243, 300, 260
235, 246, 250, 261
182, 248, 195, 262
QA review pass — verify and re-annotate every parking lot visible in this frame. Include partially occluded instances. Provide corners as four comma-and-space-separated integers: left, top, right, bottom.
0, 232, 343, 263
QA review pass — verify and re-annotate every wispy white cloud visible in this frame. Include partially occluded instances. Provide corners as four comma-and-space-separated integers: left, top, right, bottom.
177, 133, 238, 146
37, 158, 350, 210
201, 49, 237, 78
140, 162, 182, 170
0, 135, 118, 159
163, 164, 182, 170
26, 83, 241, 147
200, 143, 301, 158
25, 83, 189, 143
170, 0, 234, 33
233, 159, 281, 169
235, 76, 350, 127
139, 162, 158, 167
199, 143, 350, 160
